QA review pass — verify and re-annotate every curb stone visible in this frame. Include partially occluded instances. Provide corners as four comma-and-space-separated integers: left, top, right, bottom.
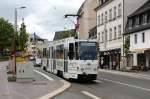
39, 80, 71, 99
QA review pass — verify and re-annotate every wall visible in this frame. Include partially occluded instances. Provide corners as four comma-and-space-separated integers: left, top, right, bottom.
130, 29, 150, 51
124, 0, 148, 28
78, 0, 99, 39
97, 0, 124, 51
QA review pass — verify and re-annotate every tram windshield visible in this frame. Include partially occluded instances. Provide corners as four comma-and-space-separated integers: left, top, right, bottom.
79, 42, 97, 60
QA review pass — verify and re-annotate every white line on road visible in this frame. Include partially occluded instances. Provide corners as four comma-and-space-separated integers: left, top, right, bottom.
98, 69, 150, 80
95, 80, 103, 83
99, 78, 150, 92
33, 70, 71, 99
82, 91, 102, 99
33, 70, 54, 81
39, 80, 71, 99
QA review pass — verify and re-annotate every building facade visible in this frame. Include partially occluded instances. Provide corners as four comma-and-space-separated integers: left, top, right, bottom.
77, 0, 99, 40
96, 0, 148, 70
125, 0, 150, 70
27, 33, 47, 57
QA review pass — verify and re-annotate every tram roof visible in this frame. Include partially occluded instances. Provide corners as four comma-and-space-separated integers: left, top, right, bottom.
48, 37, 96, 47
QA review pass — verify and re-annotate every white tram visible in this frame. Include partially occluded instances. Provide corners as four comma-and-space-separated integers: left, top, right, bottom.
42, 37, 98, 80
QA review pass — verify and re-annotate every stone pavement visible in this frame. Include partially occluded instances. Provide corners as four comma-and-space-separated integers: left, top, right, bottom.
0, 61, 10, 96
0, 61, 70, 99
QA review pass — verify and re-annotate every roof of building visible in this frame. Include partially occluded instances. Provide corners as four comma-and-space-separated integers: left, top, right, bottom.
125, 0, 150, 35
30, 33, 44, 41
125, 23, 150, 35
95, 0, 113, 11
129, 0, 150, 17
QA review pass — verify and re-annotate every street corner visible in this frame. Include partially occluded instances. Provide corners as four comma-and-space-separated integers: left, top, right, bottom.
34, 69, 71, 99
33, 69, 71, 99
5, 69, 71, 99
39, 79, 71, 99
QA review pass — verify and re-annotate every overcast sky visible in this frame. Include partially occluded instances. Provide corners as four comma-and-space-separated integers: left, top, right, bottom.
0, 0, 85, 41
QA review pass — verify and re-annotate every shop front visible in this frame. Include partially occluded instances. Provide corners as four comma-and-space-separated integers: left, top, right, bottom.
99, 48, 121, 70
131, 49, 150, 71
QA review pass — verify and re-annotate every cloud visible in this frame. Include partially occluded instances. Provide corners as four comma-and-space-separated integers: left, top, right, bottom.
0, 0, 85, 41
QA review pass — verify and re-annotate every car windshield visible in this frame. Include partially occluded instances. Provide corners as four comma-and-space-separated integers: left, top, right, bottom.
79, 42, 97, 60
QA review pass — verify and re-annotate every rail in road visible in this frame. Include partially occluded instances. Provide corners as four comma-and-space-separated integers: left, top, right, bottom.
54, 72, 150, 99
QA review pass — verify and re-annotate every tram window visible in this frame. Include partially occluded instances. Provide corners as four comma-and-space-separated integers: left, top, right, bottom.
43, 48, 47, 57
69, 43, 74, 60
75, 42, 79, 60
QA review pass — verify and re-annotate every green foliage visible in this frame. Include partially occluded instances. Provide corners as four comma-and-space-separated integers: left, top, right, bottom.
123, 36, 130, 56
58, 30, 75, 40
0, 17, 14, 51
19, 22, 29, 51
37, 48, 42, 56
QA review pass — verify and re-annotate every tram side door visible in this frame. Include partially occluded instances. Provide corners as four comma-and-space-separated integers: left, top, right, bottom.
64, 48, 68, 73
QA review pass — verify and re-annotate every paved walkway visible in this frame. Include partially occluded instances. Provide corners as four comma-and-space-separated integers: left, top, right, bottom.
0, 61, 70, 99
0, 61, 10, 96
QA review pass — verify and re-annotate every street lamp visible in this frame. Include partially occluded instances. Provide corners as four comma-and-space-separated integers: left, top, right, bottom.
13, 6, 26, 75
64, 14, 80, 39
14, 6, 26, 31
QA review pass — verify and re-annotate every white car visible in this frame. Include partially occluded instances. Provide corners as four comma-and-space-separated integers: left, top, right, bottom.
34, 58, 42, 67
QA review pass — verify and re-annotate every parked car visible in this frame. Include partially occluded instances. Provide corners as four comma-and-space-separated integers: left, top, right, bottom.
34, 58, 42, 67
29, 56, 35, 61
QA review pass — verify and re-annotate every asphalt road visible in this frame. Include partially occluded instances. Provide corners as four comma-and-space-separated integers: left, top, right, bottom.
54, 71, 150, 99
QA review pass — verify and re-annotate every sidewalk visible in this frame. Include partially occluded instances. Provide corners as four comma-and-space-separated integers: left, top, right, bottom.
99, 69, 150, 80
0, 61, 71, 99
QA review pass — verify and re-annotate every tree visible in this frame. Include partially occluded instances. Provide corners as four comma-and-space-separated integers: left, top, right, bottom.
0, 17, 14, 52
123, 36, 130, 57
59, 29, 75, 40
19, 21, 29, 52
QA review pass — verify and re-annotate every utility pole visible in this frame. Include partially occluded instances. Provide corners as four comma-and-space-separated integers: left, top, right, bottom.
13, 6, 26, 75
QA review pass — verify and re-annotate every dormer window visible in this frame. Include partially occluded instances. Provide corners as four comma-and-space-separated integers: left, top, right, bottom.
143, 13, 148, 25
129, 19, 133, 29
135, 16, 140, 26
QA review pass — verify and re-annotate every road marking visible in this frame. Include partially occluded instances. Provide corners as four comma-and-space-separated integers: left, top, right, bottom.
95, 80, 102, 83
33, 70, 54, 81
22, 70, 71, 99
99, 78, 150, 92
39, 80, 71, 99
82, 91, 102, 99
98, 69, 150, 80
